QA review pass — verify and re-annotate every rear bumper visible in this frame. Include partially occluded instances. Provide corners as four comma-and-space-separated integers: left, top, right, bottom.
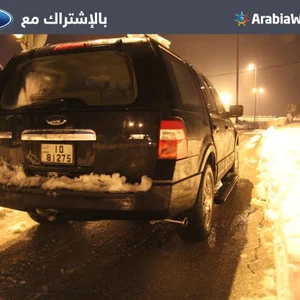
0, 185, 171, 220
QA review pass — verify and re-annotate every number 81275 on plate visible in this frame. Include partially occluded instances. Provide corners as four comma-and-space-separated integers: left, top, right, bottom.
41, 144, 73, 164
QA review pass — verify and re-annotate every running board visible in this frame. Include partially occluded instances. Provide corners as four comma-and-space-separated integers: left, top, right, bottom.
214, 174, 239, 204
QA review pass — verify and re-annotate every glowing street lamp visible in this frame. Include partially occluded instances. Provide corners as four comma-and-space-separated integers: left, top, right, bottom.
12, 34, 48, 50
219, 92, 232, 109
248, 63, 256, 72
12, 34, 28, 49
13, 34, 24, 39
252, 87, 264, 93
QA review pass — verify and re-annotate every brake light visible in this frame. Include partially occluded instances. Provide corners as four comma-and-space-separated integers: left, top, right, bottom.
54, 42, 92, 51
158, 119, 188, 159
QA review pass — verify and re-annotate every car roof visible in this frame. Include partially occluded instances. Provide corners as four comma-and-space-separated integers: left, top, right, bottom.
18, 34, 171, 55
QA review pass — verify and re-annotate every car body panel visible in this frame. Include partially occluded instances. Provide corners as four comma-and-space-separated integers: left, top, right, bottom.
0, 36, 240, 220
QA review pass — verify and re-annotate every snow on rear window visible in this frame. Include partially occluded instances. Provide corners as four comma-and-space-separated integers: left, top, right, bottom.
2, 51, 137, 109
0, 162, 152, 193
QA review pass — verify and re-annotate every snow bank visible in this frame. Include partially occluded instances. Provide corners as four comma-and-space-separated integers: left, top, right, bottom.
41, 173, 153, 193
0, 161, 152, 193
8, 221, 28, 234
257, 125, 300, 300
0, 206, 13, 219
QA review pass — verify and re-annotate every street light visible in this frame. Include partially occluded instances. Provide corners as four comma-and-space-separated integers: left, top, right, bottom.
248, 63, 258, 121
13, 34, 24, 39
12, 34, 48, 50
252, 87, 264, 94
219, 92, 232, 110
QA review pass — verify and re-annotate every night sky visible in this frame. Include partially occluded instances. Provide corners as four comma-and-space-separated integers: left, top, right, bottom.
1, 34, 300, 116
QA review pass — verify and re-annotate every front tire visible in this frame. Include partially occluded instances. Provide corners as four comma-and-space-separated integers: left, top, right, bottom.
177, 164, 215, 241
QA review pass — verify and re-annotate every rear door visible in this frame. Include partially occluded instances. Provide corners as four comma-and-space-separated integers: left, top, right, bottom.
206, 80, 236, 170
0, 43, 166, 183
198, 76, 228, 180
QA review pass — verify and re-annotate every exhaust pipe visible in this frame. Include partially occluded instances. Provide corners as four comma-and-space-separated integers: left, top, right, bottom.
36, 209, 59, 221
150, 217, 188, 227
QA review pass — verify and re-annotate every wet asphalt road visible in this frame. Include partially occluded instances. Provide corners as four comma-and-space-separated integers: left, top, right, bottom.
0, 179, 254, 300
0, 133, 257, 300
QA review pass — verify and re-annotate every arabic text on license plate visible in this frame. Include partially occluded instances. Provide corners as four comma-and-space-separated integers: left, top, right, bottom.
41, 144, 73, 164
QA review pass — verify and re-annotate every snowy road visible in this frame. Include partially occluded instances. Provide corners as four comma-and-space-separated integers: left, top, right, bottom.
0, 131, 276, 300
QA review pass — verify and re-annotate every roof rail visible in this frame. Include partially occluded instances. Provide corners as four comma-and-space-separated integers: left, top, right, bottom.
127, 34, 171, 49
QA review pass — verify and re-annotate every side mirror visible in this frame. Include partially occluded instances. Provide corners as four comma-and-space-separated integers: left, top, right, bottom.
228, 105, 243, 117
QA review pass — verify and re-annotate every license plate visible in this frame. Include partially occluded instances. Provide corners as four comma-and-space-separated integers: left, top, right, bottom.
41, 144, 73, 164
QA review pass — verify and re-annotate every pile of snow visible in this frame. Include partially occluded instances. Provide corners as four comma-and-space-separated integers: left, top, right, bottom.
242, 133, 263, 151
0, 206, 13, 219
0, 206, 37, 249
0, 161, 152, 193
234, 119, 260, 130
42, 173, 152, 193
257, 124, 300, 299
8, 221, 27, 234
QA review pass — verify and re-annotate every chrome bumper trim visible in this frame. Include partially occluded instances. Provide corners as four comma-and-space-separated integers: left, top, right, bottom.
0, 132, 12, 139
21, 129, 97, 141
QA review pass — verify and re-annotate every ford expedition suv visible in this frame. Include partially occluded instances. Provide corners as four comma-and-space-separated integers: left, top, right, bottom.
0, 35, 243, 241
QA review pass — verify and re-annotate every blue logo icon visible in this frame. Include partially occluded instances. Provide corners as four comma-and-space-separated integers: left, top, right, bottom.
0, 9, 13, 29
234, 11, 249, 26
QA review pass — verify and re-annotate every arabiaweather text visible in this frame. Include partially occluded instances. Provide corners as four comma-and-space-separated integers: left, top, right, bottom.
252, 13, 300, 25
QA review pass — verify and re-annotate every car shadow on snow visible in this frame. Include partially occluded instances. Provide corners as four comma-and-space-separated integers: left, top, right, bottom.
0, 179, 253, 300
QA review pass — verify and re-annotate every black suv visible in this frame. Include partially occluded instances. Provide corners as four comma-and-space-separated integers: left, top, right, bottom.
0, 35, 243, 241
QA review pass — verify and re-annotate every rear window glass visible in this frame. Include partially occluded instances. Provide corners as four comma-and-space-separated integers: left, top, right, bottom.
1, 51, 137, 109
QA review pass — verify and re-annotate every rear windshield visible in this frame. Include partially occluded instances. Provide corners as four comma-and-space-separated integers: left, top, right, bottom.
1, 50, 137, 109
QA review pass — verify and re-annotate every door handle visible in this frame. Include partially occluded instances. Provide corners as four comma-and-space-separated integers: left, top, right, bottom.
213, 124, 219, 133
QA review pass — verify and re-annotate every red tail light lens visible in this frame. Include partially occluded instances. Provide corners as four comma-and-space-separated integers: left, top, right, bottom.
158, 119, 188, 159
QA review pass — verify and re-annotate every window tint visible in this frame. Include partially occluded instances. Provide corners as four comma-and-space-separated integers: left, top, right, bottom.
205, 78, 225, 114
196, 74, 218, 114
161, 49, 204, 112
2, 51, 137, 109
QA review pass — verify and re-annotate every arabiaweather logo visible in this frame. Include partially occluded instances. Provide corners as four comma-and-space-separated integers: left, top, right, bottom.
0, 9, 13, 29
235, 11, 300, 26
234, 11, 249, 26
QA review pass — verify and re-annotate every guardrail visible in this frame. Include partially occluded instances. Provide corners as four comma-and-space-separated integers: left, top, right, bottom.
233, 116, 288, 129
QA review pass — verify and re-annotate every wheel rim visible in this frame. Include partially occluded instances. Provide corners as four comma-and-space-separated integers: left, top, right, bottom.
203, 172, 213, 230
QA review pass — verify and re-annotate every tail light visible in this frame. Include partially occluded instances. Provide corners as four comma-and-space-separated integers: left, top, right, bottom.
158, 119, 188, 159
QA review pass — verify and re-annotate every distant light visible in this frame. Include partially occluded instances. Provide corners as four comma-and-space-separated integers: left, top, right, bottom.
13, 34, 24, 39
138, 123, 143, 128
220, 92, 232, 106
248, 63, 256, 71
128, 122, 134, 127
252, 87, 264, 94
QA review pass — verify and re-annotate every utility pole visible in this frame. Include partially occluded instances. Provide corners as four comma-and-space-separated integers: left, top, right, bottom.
235, 34, 240, 124
254, 67, 257, 122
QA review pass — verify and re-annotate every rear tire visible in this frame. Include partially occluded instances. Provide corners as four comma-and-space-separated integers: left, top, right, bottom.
27, 209, 68, 224
177, 164, 214, 242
